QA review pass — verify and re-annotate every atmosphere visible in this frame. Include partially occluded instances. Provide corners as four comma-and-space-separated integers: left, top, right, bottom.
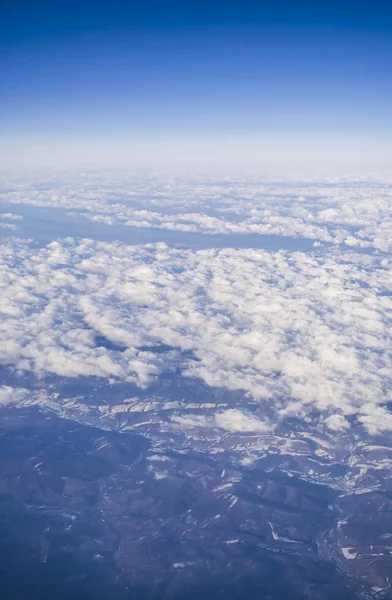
1, 3, 392, 600
1, 0, 392, 169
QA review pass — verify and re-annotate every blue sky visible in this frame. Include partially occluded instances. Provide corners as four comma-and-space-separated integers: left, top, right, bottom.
1, 0, 392, 168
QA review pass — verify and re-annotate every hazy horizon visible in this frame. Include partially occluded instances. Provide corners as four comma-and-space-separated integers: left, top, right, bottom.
2, 0, 392, 171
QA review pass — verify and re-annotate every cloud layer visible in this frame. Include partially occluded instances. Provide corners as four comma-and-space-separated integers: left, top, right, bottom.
0, 236, 390, 433
1, 172, 392, 251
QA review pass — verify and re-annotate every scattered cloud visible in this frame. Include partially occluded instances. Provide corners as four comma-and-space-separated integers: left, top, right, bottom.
215, 409, 272, 433
1, 172, 392, 250
0, 213, 23, 220
0, 223, 18, 230
325, 414, 351, 431
0, 235, 390, 434
0, 385, 28, 406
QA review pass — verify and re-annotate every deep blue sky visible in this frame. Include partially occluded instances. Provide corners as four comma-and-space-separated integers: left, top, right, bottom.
1, 0, 392, 168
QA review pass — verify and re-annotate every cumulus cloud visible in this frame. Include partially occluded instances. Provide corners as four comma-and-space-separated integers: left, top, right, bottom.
0, 213, 23, 220
171, 414, 212, 428
1, 172, 392, 250
171, 409, 271, 433
0, 223, 18, 230
358, 405, 392, 436
324, 414, 351, 432
0, 236, 390, 434
215, 409, 271, 433
0, 386, 28, 406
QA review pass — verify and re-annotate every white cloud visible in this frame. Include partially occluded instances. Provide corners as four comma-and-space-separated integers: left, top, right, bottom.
215, 409, 271, 433
0, 213, 23, 220
1, 172, 392, 250
171, 414, 212, 428
171, 409, 271, 433
324, 414, 351, 431
0, 223, 17, 230
358, 405, 392, 436
0, 236, 390, 434
0, 386, 28, 406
